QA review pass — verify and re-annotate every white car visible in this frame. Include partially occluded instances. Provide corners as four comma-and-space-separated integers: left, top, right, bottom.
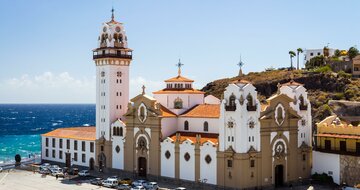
0, 167, 3, 172
131, 186, 145, 190
102, 179, 119, 188
144, 182, 159, 190
78, 170, 90, 176
175, 188, 186, 190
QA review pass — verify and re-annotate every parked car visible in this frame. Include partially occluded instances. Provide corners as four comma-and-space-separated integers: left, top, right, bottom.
144, 182, 159, 190
90, 177, 103, 186
174, 188, 186, 190
51, 171, 64, 178
102, 179, 119, 188
117, 184, 131, 190
0, 167, 3, 173
132, 180, 148, 187
107, 175, 119, 180
39, 168, 51, 174
131, 186, 145, 190
41, 163, 50, 168
78, 170, 90, 177
68, 168, 79, 175
119, 178, 132, 185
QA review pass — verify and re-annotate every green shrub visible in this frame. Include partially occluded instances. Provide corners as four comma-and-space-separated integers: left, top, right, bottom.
314, 65, 332, 73
338, 70, 352, 79
333, 93, 345, 100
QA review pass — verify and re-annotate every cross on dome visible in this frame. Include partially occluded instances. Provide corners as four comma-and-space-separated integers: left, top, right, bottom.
176, 59, 184, 76
111, 7, 115, 21
142, 85, 146, 95
237, 54, 245, 77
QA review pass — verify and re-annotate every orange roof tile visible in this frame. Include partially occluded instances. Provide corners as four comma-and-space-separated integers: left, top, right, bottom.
153, 89, 205, 94
164, 75, 194, 82
282, 80, 303, 86
315, 133, 360, 140
169, 132, 218, 145
180, 104, 220, 118
160, 105, 177, 117
42, 127, 96, 141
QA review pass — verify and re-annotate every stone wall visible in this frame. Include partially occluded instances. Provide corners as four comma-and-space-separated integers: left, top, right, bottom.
340, 154, 360, 186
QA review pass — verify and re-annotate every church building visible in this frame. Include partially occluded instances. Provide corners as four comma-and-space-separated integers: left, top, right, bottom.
41, 10, 313, 189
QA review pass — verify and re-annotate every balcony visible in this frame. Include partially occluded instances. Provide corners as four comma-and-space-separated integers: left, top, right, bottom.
299, 104, 308, 111
315, 147, 360, 156
225, 105, 236, 111
247, 105, 257, 111
93, 53, 132, 60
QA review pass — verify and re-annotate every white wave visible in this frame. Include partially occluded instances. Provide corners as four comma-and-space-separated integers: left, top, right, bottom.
83, 124, 90, 126
52, 123, 58, 126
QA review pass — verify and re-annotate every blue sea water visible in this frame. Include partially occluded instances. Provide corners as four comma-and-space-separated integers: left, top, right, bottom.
0, 104, 95, 164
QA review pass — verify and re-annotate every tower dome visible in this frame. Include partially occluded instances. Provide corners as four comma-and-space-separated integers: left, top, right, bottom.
97, 8, 128, 49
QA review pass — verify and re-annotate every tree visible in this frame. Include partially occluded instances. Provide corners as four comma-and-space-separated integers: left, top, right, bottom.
296, 48, 303, 70
334, 49, 341, 57
289, 51, 296, 70
305, 55, 325, 69
348, 46, 359, 59
15, 154, 21, 166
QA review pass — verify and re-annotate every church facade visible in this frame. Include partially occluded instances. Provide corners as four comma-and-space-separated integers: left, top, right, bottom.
41, 11, 313, 189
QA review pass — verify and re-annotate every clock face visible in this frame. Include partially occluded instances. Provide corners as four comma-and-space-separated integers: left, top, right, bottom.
103, 27, 107, 32
115, 26, 121, 32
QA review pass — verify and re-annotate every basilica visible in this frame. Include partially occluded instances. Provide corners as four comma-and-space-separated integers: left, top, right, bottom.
41, 11, 313, 189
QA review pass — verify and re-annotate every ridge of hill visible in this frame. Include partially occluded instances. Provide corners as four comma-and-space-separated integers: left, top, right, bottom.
201, 69, 360, 124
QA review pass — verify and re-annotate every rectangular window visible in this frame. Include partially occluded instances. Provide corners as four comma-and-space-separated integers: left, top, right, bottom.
228, 136, 230, 142
82, 154, 86, 163
59, 139, 63, 149
227, 160, 233, 168
52, 138, 55, 148
250, 160, 255, 167
90, 142, 94, 153
356, 142, 360, 153
45, 149, 49, 157
66, 139, 70, 149
101, 146, 104, 152
340, 141, 346, 152
52, 149, 55, 158
302, 154, 306, 161
74, 140, 78, 150
232, 136, 234, 142
249, 136, 251, 142
46, 138, 49, 147
324, 140, 331, 150
82, 141, 85, 152
74, 152, 78, 161
59, 151, 63, 159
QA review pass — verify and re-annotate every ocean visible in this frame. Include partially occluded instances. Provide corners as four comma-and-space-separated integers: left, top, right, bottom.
0, 104, 95, 165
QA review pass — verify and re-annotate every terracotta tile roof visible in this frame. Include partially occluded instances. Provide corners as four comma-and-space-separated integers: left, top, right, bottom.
164, 75, 194, 82
260, 103, 269, 111
153, 89, 205, 94
160, 105, 177, 117
42, 127, 96, 141
281, 80, 303, 86
169, 132, 218, 145
180, 104, 220, 118
315, 133, 360, 140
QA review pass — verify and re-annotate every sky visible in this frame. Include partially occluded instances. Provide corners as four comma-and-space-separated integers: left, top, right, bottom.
1, 0, 360, 103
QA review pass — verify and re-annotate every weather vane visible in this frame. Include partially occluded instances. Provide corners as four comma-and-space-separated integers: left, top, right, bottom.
237, 54, 244, 76
176, 59, 184, 76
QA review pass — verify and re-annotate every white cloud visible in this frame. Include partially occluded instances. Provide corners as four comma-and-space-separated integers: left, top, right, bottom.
0, 72, 164, 104
0, 72, 96, 103
129, 76, 163, 98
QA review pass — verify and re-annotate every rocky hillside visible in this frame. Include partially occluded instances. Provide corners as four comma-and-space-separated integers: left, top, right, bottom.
201, 69, 360, 124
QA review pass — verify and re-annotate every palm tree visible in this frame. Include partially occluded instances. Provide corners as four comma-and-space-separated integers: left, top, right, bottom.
289, 51, 296, 70
296, 48, 303, 70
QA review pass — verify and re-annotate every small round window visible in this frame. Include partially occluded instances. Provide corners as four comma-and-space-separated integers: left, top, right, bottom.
165, 151, 171, 159
205, 155, 212, 164
115, 26, 121, 32
184, 153, 190, 161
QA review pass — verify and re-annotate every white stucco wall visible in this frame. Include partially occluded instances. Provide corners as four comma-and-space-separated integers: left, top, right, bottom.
160, 138, 175, 178
153, 93, 204, 115
179, 140, 195, 181
41, 136, 95, 168
200, 142, 217, 184
161, 118, 178, 139
312, 151, 340, 184
204, 95, 220, 104
177, 117, 219, 134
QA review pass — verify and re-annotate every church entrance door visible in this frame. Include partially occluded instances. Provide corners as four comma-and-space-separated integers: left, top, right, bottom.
275, 164, 284, 187
89, 158, 95, 170
138, 157, 147, 177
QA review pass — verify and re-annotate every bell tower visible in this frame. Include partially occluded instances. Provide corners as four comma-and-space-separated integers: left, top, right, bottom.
93, 9, 132, 170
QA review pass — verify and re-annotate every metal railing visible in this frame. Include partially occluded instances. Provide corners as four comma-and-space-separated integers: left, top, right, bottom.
93, 53, 132, 59
315, 147, 360, 156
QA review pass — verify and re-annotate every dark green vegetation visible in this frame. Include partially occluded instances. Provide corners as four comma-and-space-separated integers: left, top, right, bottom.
201, 69, 360, 125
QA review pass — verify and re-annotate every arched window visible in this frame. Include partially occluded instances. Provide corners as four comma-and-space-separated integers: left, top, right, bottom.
101, 71, 105, 77
229, 95, 236, 107
247, 94, 253, 106
184, 121, 189, 131
116, 127, 120, 136
117, 71, 122, 77
119, 127, 123, 136
174, 97, 183, 109
203, 121, 209, 132
299, 95, 307, 110
140, 106, 145, 121
113, 127, 117, 136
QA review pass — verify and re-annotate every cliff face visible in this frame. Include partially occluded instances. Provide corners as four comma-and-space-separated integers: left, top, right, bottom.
201, 70, 360, 124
